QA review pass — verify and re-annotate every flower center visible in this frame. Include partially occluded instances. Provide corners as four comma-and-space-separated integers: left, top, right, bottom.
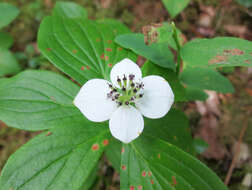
107, 74, 144, 106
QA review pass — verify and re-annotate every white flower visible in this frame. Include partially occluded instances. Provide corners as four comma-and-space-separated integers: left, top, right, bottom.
74, 58, 174, 143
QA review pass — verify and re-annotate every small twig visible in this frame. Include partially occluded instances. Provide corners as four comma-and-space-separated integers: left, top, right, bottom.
171, 22, 182, 75
224, 112, 250, 186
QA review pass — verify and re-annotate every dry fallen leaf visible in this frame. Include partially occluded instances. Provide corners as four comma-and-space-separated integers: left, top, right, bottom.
100, 0, 112, 9
231, 142, 251, 168
196, 90, 220, 116
195, 114, 227, 160
224, 25, 247, 38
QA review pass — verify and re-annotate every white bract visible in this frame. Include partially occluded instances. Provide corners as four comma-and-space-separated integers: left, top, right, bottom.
74, 58, 174, 143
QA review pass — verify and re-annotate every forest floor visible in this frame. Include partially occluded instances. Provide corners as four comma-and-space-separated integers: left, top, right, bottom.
0, 0, 252, 189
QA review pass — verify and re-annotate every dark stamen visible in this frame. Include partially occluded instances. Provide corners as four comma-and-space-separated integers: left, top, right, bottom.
107, 76, 144, 106
129, 74, 135, 81
117, 77, 121, 83
115, 94, 119, 99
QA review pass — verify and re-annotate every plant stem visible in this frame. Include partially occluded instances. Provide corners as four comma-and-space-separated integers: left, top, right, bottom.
171, 22, 182, 75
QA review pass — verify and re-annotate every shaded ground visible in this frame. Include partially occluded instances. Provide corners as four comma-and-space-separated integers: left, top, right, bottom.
0, 0, 252, 189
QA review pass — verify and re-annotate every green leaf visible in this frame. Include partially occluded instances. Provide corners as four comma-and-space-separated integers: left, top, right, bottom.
0, 124, 111, 190
193, 138, 209, 154
144, 109, 195, 154
105, 109, 194, 172
0, 70, 85, 131
142, 61, 186, 102
161, 0, 190, 18
150, 23, 174, 44
181, 37, 252, 69
0, 49, 21, 77
115, 33, 176, 70
96, 19, 137, 65
144, 23, 183, 51
38, 16, 136, 85
236, 0, 252, 7
0, 32, 14, 49
53, 2, 87, 18
180, 68, 234, 93
105, 138, 122, 172
185, 87, 209, 101
120, 136, 228, 190
0, 3, 19, 29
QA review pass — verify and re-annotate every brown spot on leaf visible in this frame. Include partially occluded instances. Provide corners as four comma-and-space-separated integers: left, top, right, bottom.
208, 55, 227, 65
142, 25, 152, 45
137, 185, 143, 190
86, 66, 90, 70
121, 165, 126, 170
142, 171, 146, 177
174, 136, 177, 140
108, 63, 112, 67
105, 56, 109, 61
96, 38, 101, 42
107, 40, 112, 44
142, 23, 164, 45
172, 176, 177, 186
106, 48, 112, 52
223, 49, 244, 55
46, 48, 51, 51
157, 153, 161, 159
72, 49, 77, 54
130, 186, 135, 190
121, 147, 125, 154
223, 49, 232, 54
118, 47, 123, 51
102, 139, 109, 146
148, 171, 152, 177
46, 132, 52, 136
101, 53, 105, 60
244, 60, 251, 64
151, 179, 154, 185
81, 66, 85, 71
231, 48, 244, 55
92, 144, 99, 151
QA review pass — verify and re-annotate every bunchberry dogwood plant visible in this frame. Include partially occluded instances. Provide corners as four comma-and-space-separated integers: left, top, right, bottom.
74, 58, 174, 143
0, 2, 251, 190
0, 3, 20, 77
